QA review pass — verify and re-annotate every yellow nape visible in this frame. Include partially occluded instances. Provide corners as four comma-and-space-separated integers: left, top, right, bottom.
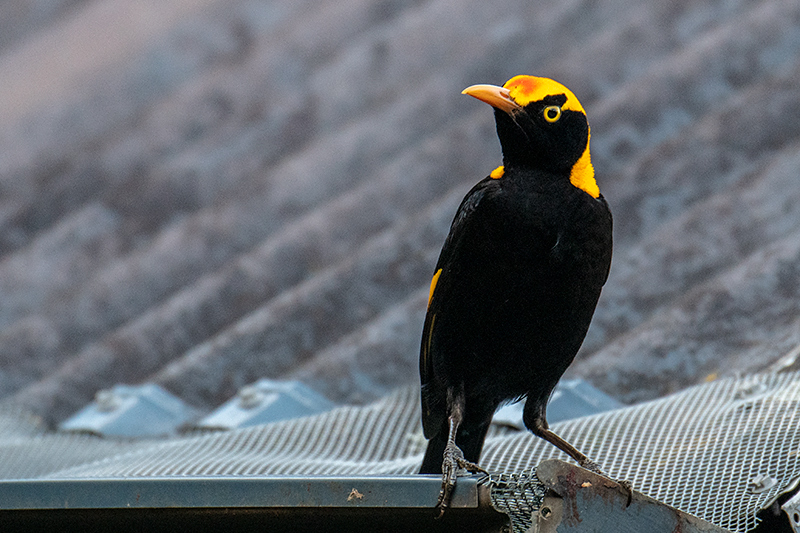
569, 130, 600, 198
428, 269, 442, 309
490, 165, 505, 179
503, 75, 585, 113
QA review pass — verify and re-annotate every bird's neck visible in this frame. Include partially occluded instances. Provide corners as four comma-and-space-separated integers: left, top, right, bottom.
569, 144, 599, 198
503, 140, 599, 199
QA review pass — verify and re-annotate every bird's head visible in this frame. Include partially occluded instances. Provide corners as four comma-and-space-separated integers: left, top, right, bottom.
463, 75, 598, 198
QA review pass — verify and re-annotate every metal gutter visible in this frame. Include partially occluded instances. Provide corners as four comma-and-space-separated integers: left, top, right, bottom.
0, 475, 509, 532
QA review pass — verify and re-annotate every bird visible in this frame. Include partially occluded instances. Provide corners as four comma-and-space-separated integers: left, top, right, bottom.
418, 75, 614, 514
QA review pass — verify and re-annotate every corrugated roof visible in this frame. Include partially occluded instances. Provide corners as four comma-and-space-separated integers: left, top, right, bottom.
0, 0, 799, 423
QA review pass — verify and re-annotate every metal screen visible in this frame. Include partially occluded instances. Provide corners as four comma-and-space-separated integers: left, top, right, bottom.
2, 372, 799, 532
480, 372, 800, 532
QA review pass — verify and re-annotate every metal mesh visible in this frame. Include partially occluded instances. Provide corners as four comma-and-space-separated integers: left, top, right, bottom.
478, 372, 800, 532
0, 405, 46, 438
483, 470, 546, 533
2, 373, 800, 532
34, 386, 426, 479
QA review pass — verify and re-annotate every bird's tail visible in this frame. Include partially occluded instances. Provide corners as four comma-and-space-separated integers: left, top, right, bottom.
419, 431, 448, 474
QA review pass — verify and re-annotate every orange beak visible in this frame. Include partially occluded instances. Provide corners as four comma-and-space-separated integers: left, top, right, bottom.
461, 84, 521, 114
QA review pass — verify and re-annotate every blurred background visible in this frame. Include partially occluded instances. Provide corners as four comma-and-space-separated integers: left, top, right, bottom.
0, 0, 799, 427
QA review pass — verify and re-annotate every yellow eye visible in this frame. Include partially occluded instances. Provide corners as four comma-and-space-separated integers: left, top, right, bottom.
543, 105, 561, 122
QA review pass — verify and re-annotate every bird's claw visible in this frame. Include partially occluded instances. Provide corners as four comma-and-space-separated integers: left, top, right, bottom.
578, 457, 605, 476
435, 441, 462, 516
456, 455, 488, 475
435, 442, 487, 518
618, 479, 634, 507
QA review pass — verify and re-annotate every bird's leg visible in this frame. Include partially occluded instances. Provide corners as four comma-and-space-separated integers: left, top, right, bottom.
533, 424, 604, 475
436, 415, 464, 514
534, 422, 633, 505
436, 388, 487, 517
525, 401, 632, 506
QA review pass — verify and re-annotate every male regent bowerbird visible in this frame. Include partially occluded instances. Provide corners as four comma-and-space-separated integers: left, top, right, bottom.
418, 75, 614, 514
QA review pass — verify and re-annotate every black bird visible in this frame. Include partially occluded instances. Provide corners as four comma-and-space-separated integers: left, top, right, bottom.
418, 75, 613, 512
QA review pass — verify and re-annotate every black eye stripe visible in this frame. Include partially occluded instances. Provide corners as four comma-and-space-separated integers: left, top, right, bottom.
542, 94, 568, 106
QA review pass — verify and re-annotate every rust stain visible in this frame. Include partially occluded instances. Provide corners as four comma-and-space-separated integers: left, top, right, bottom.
556, 470, 583, 526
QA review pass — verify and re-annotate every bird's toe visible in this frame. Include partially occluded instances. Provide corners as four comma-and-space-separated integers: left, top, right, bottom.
455, 455, 488, 476
578, 457, 605, 476
435, 441, 472, 516
618, 479, 634, 507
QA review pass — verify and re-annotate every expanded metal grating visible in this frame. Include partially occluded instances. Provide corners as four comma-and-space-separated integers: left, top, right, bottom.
483, 469, 547, 533
476, 371, 800, 532
2, 372, 800, 532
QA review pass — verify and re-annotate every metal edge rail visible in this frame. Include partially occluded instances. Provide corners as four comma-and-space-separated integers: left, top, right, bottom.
0, 475, 509, 532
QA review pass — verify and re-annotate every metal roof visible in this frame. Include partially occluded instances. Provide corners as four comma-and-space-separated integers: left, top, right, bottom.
2, 373, 800, 531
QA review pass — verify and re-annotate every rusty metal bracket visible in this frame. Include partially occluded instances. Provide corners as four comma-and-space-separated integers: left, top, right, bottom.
531, 460, 731, 532
781, 487, 800, 532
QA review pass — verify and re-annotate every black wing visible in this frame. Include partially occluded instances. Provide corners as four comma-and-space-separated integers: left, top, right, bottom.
420, 176, 499, 438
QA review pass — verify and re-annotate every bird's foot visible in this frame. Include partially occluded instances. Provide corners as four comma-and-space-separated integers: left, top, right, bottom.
435, 443, 487, 518
578, 457, 633, 507
578, 457, 605, 476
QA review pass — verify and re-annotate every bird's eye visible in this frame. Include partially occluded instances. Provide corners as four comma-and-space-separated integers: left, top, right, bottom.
543, 105, 561, 123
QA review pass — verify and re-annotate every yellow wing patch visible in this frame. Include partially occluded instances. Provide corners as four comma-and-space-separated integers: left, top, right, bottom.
490, 165, 505, 179
428, 268, 442, 309
503, 75, 585, 114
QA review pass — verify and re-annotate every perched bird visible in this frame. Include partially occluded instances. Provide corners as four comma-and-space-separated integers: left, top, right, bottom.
418, 75, 613, 513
